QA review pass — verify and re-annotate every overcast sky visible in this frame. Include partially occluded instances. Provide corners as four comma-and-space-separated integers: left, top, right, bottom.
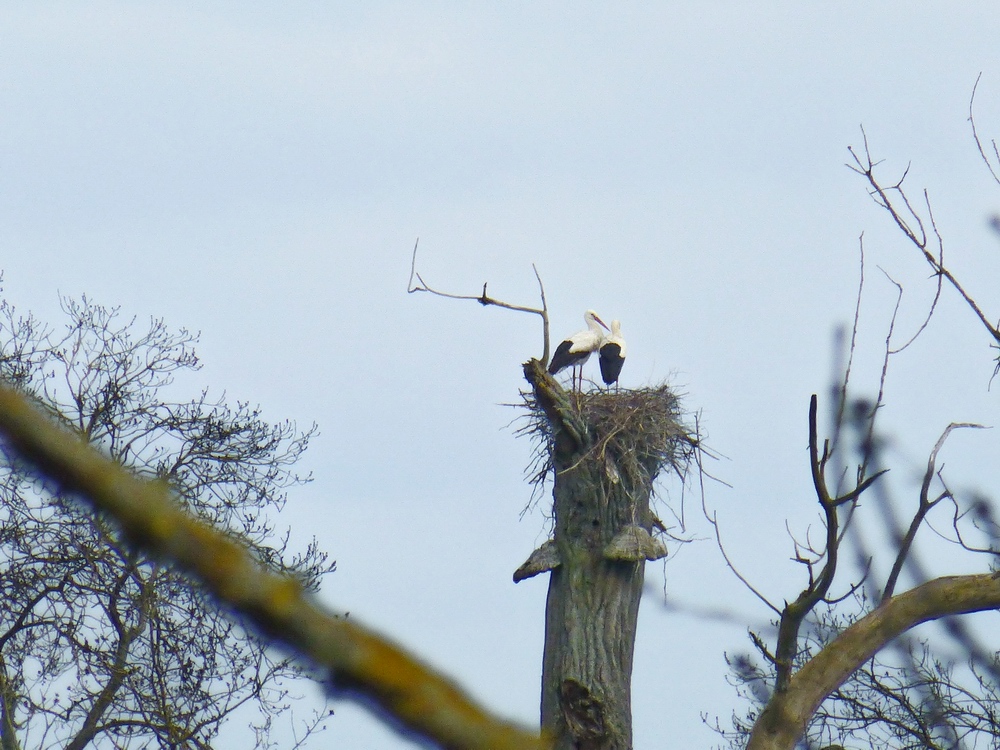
4, 3, 1000, 748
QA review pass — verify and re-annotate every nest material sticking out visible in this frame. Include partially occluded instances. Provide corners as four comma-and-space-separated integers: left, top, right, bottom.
520, 383, 699, 495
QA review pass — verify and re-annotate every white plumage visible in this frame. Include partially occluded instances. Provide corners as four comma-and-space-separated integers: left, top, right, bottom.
548, 309, 609, 389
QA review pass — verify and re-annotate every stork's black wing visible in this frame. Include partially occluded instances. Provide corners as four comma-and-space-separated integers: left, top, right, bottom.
549, 339, 587, 375
599, 343, 624, 385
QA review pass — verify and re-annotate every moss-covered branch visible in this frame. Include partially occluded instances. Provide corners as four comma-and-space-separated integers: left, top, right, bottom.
748, 573, 1000, 750
0, 381, 546, 750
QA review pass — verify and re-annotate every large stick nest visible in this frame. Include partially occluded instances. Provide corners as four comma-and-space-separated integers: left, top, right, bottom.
519, 381, 700, 498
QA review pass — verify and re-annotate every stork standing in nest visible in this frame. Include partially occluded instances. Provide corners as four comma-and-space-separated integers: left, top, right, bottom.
599, 319, 626, 390
548, 309, 609, 390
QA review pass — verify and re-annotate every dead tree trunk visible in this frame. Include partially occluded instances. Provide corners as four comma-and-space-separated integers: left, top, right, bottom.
518, 360, 689, 750
542, 455, 646, 750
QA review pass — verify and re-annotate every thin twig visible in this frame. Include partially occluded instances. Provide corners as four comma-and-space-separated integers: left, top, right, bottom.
969, 73, 1000, 186
705, 508, 781, 616
831, 235, 866, 460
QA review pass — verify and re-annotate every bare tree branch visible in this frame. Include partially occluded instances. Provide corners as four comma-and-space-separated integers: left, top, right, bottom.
847, 130, 1000, 348
748, 574, 1000, 750
771, 397, 885, 693
883, 423, 987, 602
407, 239, 552, 364
704, 507, 781, 617
0, 380, 547, 750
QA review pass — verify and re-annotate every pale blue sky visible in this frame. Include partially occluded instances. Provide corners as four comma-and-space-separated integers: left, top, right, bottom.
3, 3, 1000, 747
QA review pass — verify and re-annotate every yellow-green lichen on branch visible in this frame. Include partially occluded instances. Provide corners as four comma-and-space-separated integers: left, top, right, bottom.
0, 380, 547, 750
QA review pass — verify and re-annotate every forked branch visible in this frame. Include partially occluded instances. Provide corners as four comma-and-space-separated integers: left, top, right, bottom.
882, 422, 987, 601
847, 128, 1000, 348
407, 240, 552, 364
749, 573, 1000, 750
772, 396, 885, 692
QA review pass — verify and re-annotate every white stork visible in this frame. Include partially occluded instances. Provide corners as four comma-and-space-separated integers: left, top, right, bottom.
599, 319, 626, 389
548, 309, 609, 390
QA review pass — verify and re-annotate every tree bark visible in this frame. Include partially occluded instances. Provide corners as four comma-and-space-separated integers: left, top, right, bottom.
540, 473, 644, 750
524, 360, 658, 750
